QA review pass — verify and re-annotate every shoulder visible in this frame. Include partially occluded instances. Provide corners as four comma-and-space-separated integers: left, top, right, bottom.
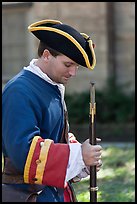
2, 70, 36, 95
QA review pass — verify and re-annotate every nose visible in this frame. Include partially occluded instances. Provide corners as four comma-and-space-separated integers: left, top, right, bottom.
68, 66, 78, 77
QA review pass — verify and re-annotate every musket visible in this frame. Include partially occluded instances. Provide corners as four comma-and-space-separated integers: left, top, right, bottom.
89, 82, 98, 202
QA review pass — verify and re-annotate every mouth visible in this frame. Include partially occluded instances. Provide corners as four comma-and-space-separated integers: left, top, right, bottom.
64, 77, 70, 81
62, 77, 70, 84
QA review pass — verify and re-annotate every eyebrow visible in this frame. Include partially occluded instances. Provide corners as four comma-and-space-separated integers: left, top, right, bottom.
64, 61, 79, 66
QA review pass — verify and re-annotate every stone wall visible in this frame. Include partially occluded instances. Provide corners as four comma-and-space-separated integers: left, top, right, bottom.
114, 3, 135, 93
29, 2, 109, 93
2, 2, 135, 94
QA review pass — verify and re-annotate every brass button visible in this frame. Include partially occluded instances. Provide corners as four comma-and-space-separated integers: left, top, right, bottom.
36, 159, 41, 164
40, 142, 44, 147
32, 178, 37, 181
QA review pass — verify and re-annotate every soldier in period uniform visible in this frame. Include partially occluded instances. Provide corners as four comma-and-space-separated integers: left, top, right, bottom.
2, 19, 102, 202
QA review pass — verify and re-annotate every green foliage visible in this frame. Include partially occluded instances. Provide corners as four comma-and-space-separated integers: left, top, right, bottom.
96, 82, 135, 123
65, 85, 135, 124
72, 144, 135, 202
65, 92, 89, 124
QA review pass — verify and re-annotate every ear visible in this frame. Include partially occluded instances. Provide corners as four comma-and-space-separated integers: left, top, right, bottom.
43, 49, 51, 61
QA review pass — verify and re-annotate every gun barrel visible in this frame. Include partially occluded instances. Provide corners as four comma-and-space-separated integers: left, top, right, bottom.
89, 82, 98, 202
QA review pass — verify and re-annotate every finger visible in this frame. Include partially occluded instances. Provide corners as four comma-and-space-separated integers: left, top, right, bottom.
96, 138, 101, 142
95, 155, 102, 160
96, 160, 102, 167
96, 167, 101, 172
95, 145, 103, 151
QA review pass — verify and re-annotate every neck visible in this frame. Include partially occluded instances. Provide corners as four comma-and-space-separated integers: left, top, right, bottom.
34, 58, 56, 83
35, 58, 47, 74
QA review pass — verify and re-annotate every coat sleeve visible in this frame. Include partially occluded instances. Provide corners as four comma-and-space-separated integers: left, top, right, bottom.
2, 84, 70, 188
24, 136, 70, 188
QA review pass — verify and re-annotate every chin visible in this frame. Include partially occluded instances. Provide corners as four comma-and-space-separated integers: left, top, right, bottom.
63, 80, 68, 85
63, 78, 69, 84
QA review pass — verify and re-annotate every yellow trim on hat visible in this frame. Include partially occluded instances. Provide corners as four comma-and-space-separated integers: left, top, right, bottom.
28, 19, 62, 28
28, 20, 96, 70
81, 33, 96, 69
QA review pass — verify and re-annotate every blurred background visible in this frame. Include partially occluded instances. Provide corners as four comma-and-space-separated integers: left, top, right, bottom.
2, 2, 135, 202
2, 2, 135, 142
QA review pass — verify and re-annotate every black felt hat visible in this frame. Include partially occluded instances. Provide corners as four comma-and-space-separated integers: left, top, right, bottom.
28, 19, 96, 70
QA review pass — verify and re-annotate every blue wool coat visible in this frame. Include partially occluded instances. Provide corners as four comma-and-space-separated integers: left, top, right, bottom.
2, 69, 69, 202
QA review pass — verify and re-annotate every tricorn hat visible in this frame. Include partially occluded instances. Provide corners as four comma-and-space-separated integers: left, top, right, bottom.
28, 19, 96, 70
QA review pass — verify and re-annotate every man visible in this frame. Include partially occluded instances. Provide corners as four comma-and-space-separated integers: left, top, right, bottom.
2, 19, 102, 202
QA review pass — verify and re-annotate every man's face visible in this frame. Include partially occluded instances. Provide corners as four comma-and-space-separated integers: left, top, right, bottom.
46, 54, 79, 85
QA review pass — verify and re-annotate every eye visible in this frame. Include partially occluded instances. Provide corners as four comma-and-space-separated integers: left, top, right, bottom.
64, 63, 79, 69
64, 63, 71, 68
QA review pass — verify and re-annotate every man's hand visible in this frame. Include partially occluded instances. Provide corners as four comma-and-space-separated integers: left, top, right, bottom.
81, 139, 102, 167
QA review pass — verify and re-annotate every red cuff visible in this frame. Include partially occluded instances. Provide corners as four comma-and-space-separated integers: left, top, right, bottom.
24, 136, 70, 188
